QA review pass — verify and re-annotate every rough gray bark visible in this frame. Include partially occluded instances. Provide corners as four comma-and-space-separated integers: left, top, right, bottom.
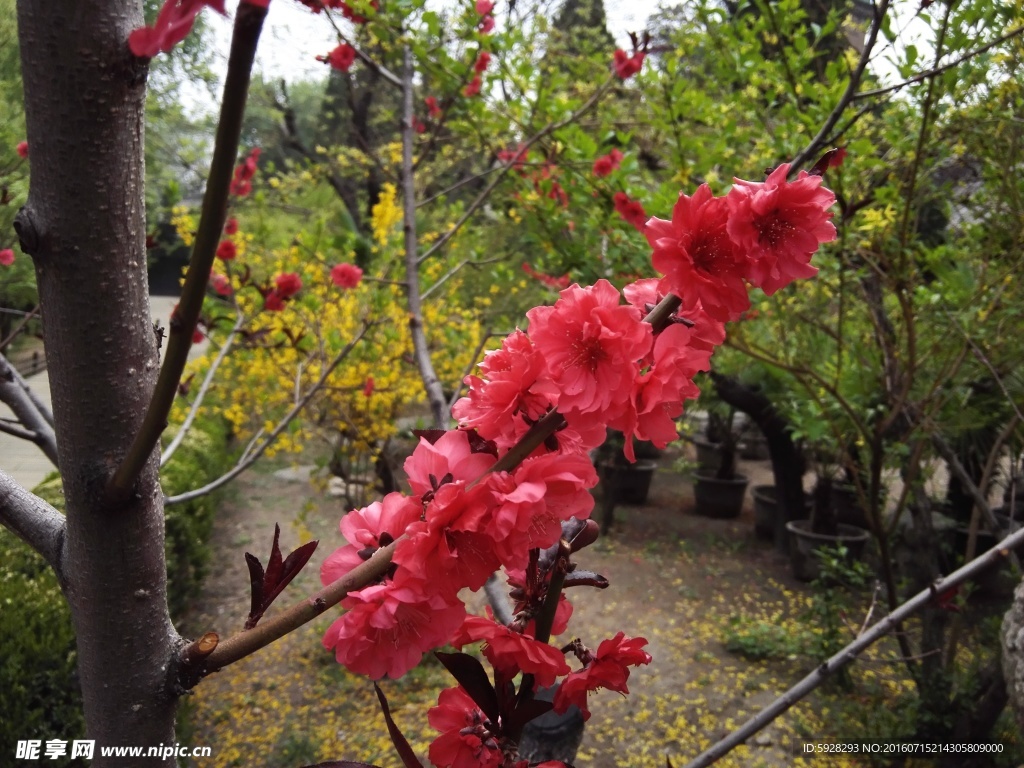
14, 0, 180, 763
1003, 581, 1024, 722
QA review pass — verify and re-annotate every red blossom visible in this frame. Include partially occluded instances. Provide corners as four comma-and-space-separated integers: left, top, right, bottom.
425, 96, 443, 119
453, 615, 570, 687
428, 686, 502, 768
478, 13, 495, 33
613, 191, 647, 230
497, 143, 528, 170
323, 576, 467, 680
321, 492, 423, 582
553, 633, 652, 720
612, 49, 645, 79
215, 239, 237, 261
129, 0, 226, 58
414, 119, 427, 134
264, 291, 285, 312
209, 272, 232, 296
15, 141, 28, 159
363, 376, 375, 397
330, 262, 363, 288
0, 248, 14, 266
192, 326, 205, 344
451, 330, 551, 450
522, 262, 570, 290
646, 183, 751, 322
463, 75, 482, 97
396, 482, 504, 592
224, 217, 239, 235
592, 148, 623, 178
230, 148, 261, 197
526, 280, 651, 424
726, 162, 837, 295
474, 50, 492, 73
274, 272, 302, 298
475, 0, 495, 14
403, 429, 497, 497
321, 43, 356, 72
340, 0, 378, 23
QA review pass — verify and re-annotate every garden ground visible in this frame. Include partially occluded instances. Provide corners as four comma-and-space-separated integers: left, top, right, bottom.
179, 445, 1020, 768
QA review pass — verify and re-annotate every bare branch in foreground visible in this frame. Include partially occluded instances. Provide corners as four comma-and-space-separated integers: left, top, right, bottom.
0, 468, 65, 578
681, 524, 1024, 768
0, 353, 59, 467
164, 322, 372, 505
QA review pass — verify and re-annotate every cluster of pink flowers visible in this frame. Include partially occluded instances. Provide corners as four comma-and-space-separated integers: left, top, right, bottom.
0, 248, 14, 267
229, 147, 261, 197
316, 160, 836, 767
592, 148, 624, 178
646, 163, 837, 321
263, 272, 303, 311
612, 48, 645, 79
319, 43, 357, 72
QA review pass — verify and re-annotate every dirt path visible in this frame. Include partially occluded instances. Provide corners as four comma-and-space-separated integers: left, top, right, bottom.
181, 451, 902, 768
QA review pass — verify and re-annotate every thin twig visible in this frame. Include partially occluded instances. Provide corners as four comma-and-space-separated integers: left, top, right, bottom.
160, 312, 246, 468
852, 25, 1024, 101
681, 524, 1024, 768
165, 323, 371, 505
417, 78, 615, 265
788, 0, 892, 174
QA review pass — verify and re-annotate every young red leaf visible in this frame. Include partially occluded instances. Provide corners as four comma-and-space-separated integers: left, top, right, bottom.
435, 651, 501, 725
244, 525, 319, 629
373, 683, 425, 768
244, 552, 265, 627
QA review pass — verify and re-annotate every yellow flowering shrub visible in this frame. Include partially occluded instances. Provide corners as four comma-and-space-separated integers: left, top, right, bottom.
170, 228, 483, 467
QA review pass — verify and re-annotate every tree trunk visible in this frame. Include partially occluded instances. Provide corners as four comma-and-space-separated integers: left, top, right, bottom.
15, 1, 179, 763
710, 373, 806, 552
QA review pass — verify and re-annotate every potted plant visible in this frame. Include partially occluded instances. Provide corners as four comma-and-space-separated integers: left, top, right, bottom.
693, 409, 749, 519
786, 477, 870, 582
596, 431, 659, 533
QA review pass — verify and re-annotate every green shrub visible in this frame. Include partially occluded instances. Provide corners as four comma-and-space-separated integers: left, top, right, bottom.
0, 416, 233, 762
0, 528, 85, 766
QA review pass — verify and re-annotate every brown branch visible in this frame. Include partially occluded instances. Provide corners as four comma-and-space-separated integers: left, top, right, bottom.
108, 3, 267, 504
0, 353, 58, 467
0, 468, 65, 578
164, 322, 371, 506
788, 0, 892, 174
417, 77, 615, 265
852, 25, 1024, 102
680, 523, 1024, 768
199, 539, 398, 675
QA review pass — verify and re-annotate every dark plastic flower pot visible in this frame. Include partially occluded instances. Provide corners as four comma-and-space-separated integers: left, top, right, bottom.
599, 460, 658, 506
752, 485, 813, 539
786, 520, 870, 582
832, 483, 869, 529
693, 438, 723, 473
693, 471, 749, 519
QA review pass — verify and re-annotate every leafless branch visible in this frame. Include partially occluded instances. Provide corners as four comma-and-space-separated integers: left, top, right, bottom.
680, 524, 1024, 768
417, 77, 615, 265
160, 313, 245, 468
0, 353, 59, 467
165, 323, 371, 505
0, 468, 65, 577
789, 0, 893, 173
852, 25, 1024, 102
